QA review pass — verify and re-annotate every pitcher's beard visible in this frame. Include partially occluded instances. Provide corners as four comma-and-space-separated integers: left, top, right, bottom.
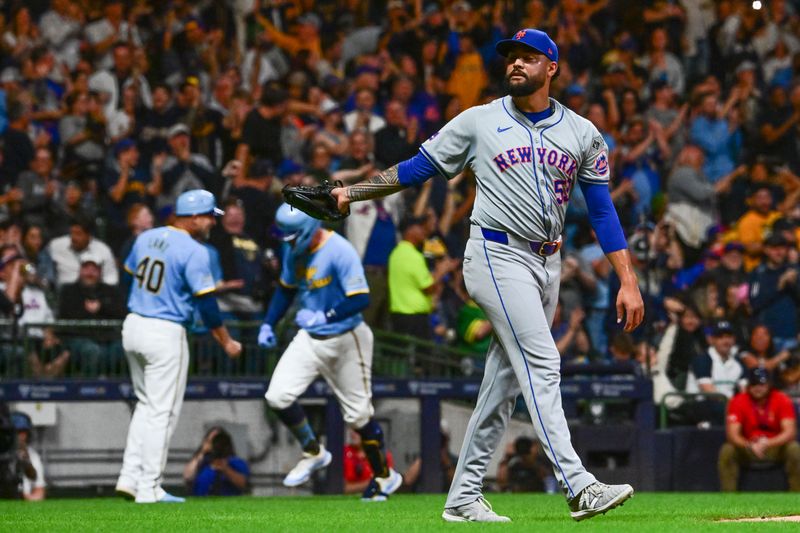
503, 71, 545, 97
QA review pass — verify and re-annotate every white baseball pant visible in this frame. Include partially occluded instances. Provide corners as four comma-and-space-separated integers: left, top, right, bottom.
117, 313, 190, 503
265, 322, 374, 428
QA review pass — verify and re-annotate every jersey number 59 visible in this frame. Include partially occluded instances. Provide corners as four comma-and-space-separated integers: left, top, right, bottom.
135, 257, 165, 293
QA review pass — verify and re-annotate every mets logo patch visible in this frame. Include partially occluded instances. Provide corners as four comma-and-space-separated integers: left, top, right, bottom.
514, 30, 527, 40
595, 152, 609, 175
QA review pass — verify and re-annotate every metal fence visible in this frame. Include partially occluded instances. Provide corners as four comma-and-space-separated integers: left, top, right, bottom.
0, 319, 479, 380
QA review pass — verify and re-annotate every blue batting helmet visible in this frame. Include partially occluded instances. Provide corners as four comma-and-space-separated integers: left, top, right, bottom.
10, 411, 32, 432
275, 203, 322, 256
175, 189, 224, 217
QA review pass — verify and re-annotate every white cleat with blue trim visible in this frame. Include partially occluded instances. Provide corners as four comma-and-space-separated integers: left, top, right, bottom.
442, 497, 512, 522
283, 444, 332, 487
569, 482, 633, 521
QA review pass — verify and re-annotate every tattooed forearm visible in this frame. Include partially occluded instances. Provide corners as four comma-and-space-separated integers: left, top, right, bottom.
346, 165, 404, 202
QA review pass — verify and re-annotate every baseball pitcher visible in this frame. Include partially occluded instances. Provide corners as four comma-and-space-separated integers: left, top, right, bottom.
324, 29, 644, 522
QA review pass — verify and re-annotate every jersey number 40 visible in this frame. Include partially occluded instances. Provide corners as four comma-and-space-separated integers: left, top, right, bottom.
135, 257, 165, 294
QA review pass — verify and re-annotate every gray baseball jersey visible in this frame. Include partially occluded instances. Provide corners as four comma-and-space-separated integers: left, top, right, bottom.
426, 95, 611, 507
420, 96, 609, 241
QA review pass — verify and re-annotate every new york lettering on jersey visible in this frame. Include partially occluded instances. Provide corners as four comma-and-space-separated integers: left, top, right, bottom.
420, 97, 608, 241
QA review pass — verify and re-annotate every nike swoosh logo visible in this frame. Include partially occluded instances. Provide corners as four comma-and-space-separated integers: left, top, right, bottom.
497, 126, 513, 133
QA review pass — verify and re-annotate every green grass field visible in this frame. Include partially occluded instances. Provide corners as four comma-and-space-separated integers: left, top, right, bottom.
2, 493, 799, 532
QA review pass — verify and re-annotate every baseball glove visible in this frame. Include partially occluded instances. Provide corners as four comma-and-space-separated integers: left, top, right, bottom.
282, 180, 349, 221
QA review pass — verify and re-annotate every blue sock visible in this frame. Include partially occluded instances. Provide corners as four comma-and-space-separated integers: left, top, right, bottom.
275, 402, 320, 454
357, 419, 389, 478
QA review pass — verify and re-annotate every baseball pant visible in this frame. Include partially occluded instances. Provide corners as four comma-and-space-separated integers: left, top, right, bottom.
265, 322, 375, 428
117, 313, 190, 503
719, 441, 800, 491
445, 229, 596, 508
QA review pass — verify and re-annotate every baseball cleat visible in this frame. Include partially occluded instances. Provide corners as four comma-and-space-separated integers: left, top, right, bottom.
283, 444, 332, 487
377, 468, 403, 496
361, 468, 403, 502
442, 497, 512, 522
135, 491, 186, 504
156, 492, 186, 503
568, 481, 634, 521
114, 484, 136, 501
361, 478, 387, 502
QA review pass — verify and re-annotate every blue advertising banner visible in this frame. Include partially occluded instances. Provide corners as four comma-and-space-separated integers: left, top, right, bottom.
0, 377, 653, 402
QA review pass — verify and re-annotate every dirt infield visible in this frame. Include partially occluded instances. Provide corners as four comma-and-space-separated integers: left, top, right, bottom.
719, 515, 800, 523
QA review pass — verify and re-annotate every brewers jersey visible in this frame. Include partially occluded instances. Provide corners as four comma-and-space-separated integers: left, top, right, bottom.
280, 230, 369, 336
124, 226, 216, 325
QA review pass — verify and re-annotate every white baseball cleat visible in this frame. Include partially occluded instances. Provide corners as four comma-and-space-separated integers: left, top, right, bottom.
156, 492, 186, 503
377, 468, 403, 496
283, 444, 332, 487
114, 482, 136, 501
361, 468, 403, 502
442, 497, 512, 522
135, 491, 186, 504
568, 481, 634, 521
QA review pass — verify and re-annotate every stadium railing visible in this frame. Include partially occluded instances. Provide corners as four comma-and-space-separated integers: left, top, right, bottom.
0, 319, 658, 492
0, 319, 478, 380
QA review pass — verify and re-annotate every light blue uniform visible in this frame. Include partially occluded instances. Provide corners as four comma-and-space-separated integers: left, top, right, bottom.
118, 189, 229, 504
266, 229, 376, 428
124, 226, 216, 325
279, 231, 369, 336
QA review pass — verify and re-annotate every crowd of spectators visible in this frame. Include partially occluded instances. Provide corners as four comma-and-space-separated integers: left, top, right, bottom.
0, 0, 799, 404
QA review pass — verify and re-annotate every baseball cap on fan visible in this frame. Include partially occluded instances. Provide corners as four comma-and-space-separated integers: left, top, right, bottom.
495, 28, 558, 62
710, 320, 735, 337
175, 189, 224, 217
747, 367, 771, 387
80, 253, 102, 267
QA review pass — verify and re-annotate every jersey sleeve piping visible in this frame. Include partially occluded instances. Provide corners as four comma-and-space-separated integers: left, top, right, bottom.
577, 175, 609, 185
345, 288, 370, 297
419, 145, 453, 180
194, 286, 217, 297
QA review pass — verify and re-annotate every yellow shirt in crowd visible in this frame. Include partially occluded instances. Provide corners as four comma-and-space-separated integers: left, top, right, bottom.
388, 240, 434, 315
735, 209, 782, 271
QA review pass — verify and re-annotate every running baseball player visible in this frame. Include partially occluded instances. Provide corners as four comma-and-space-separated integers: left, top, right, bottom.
257, 203, 402, 501
327, 29, 644, 522
116, 189, 242, 503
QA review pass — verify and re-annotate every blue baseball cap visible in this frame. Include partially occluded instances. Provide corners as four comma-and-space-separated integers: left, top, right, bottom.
11, 411, 32, 432
495, 28, 558, 62
175, 189, 224, 217
113, 138, 136, 157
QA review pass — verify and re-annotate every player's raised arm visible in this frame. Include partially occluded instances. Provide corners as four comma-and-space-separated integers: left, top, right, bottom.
332, 162, 411, 213
341, 164, 404, 201
333, 107, 476, 214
